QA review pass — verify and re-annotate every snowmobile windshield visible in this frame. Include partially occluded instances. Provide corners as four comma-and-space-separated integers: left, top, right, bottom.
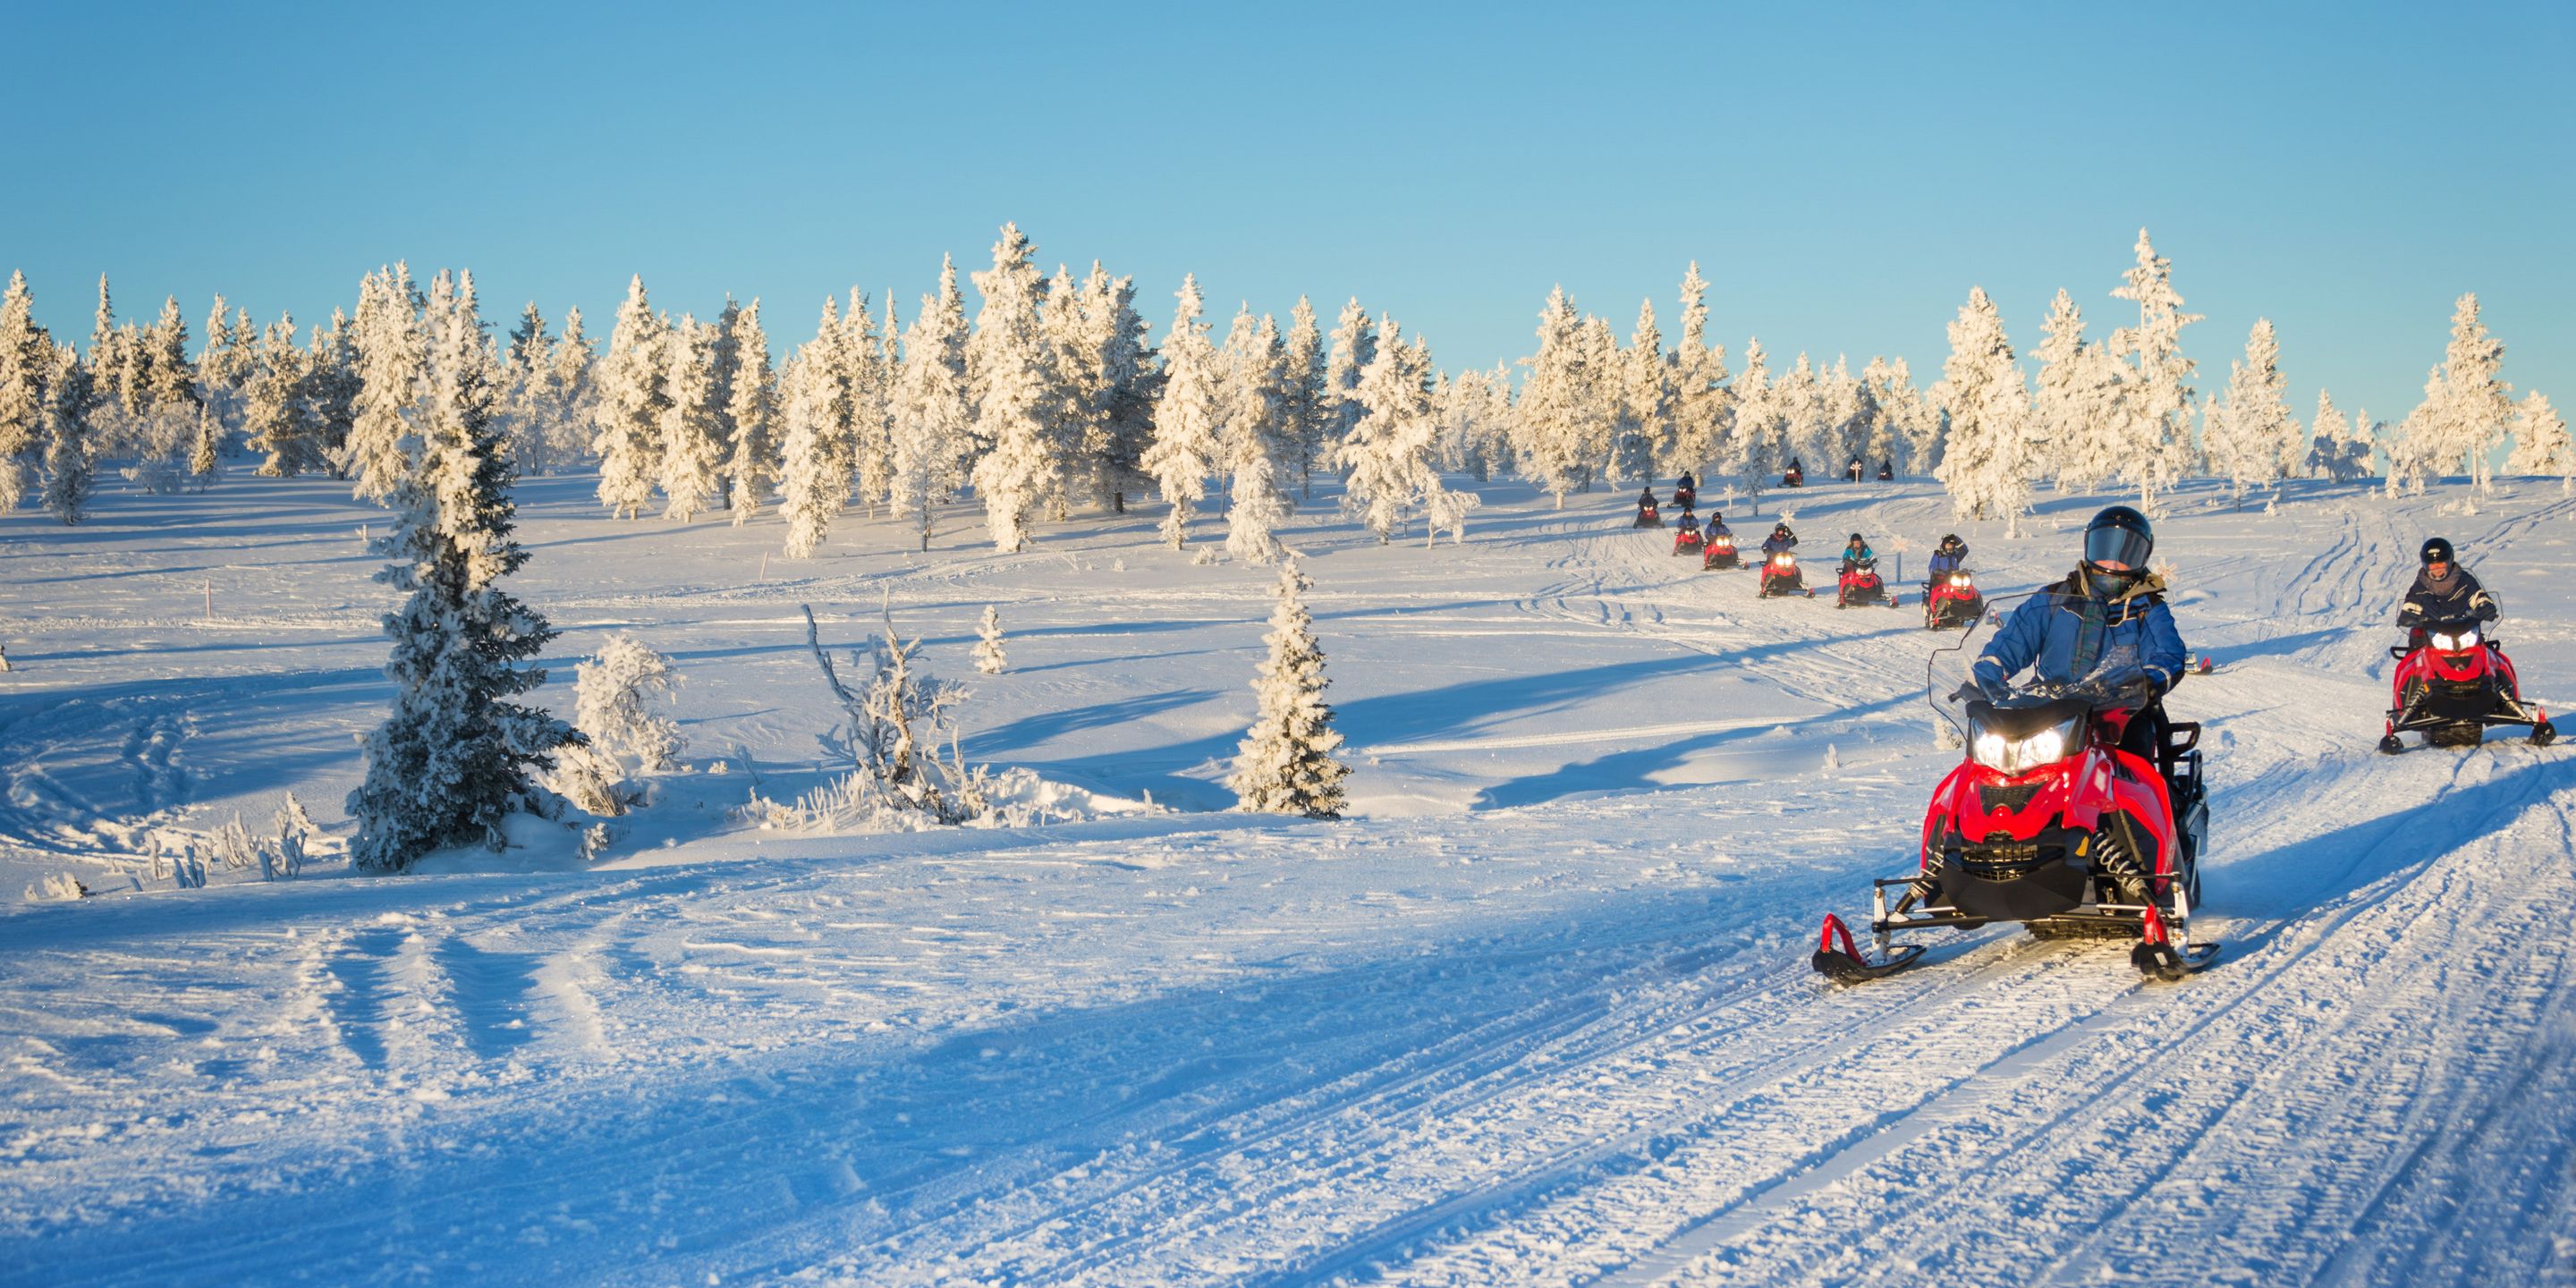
2082, 524, 2152, 571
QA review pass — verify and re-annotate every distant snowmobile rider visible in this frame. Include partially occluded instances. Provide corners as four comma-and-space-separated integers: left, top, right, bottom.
1706, 511, 1732, 540
1971, 505, 2185, 760
2397, 537, 2498, 645
1762, 523, 1797, 556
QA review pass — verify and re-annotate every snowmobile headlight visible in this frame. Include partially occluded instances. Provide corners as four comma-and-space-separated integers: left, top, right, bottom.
1967, 712, 2080, 775
2431, 629, 2479, 651
1778, 554, 1795, 567
1950, 573, 1970, 587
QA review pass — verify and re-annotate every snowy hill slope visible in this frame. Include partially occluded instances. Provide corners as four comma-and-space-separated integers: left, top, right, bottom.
2, 473, 2572, 1285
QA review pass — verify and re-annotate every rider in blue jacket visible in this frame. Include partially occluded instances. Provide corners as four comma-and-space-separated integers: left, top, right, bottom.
1972, 506, 2185, 760
1926, 533, 1968, 581
1761, 523, 1797, 556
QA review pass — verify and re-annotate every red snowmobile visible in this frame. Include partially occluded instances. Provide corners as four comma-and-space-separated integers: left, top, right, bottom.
1782, 464, 1806, 488
2377, 614, 2554, 752
1635, 497, 1663, 528
1813, 638, 2215, 983
1673, 521, 1705, 557
1674, 482, 1697, 512
1835, 557, 1897, 609
1701, 531, 1742, 571
1758, 551, 1810, 597
1924, 569, 1987, 631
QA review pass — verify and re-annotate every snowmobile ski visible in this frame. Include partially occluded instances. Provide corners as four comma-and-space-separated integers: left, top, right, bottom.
1810, 913, 1926, 982
2130, 904, 2217, 982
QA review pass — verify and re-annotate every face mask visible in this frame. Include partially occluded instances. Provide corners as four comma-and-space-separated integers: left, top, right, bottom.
2084, 566, 2139, 598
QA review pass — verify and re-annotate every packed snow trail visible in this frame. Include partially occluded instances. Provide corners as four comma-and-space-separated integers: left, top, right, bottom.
3, 472, 2572, 1285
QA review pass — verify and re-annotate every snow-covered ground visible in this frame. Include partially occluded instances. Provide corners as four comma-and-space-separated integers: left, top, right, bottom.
4, 470, 2573, 1286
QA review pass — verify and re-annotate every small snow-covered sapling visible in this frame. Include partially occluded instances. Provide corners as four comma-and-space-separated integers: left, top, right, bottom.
973, 605, 1008, 674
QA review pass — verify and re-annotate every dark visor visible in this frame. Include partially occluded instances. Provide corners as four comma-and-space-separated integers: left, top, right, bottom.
2084, 525, 2152, 569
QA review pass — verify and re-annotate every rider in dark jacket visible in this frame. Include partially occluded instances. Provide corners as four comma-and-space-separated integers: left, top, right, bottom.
1705, 511, 1732, 541
2396, 538, 2497, 642
1927, 534, 1968, 582
1761, 524, 1797, 556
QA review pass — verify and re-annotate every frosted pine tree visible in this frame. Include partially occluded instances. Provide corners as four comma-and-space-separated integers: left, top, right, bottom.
1931, 287, 2033, 532
1323, 299, 1376, 462
1090, 267, 1160, 513
346, 267, 426, 501
2203, 318, 2296, 507
247, 312, 326, 477
549, 307, 597, 466
843, 291, 896, 518
1513, 287, 1593, 506
1723, 338, 1785, 513
2309, 391, 2360, 482
498, 303, 556, 475
591, 275, 669, 519
186, 404, 223, 487
2403, 293, 2513, 496
892, 267, 971, 551
2506, 391, 2570, 492
40, 342, 91, 524
346, 273, 575, 871
778, 297, 857, 555
1672, 263, 1731, 479
1282, 297, 1328, 498
1227, 556, 1348, 818
1335, 320, 1476, 546
657, 316, 726, 521
1142, 274, 1224, 549
1867, 355, 1939, 472
2032, 290, 2119, 491
1626, 300, 1679, 478
2106, 230, 2202, 512
973, 605, 1008, 674
722, 300, 777, 523
1223, 309, 1296, 564
966, 225, 1060, 551
0, 270, 46, 512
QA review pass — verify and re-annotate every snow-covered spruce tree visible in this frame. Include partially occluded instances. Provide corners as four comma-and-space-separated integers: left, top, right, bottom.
194, 297, 253, 437
1869, 355, 1940, 472
778, 297, 855, 556
1625, 300, 1678, 479
843, 291, 896, 519
40, 342, 92, 524
186, 404, 222, 487
247, 312, 326, 478
1513, 286, 1593, 506
2106, 230, 2202, 512
1228, 556, 1349, 818
2203, 318, 2297, 507
967, 225, 1061, 551
345, 273, 575, 872
1323, 298, 1377, 469
1335, 321, 1478, 547
2032, 290, 2118, 491
973, 604, 1008, 674
892, 271, 971, 551
1142, 274, 1224, 549
1577, 317, 1622, 485
2506, 391, 2570, 492
0, 270, 52, 513
574, 633, 682, 771
498, 303, 559, 476
548, 307, 597, 467
1036, 264, 1096, 519
591, 275, 669, 519
722, 299, 777, 524
1669, 262, 1729, 479
1932, 287, 2033, 532
303, 309, 360, 472
1723, 337, 1784, 513
346, 265, 425, 502
1282, 296, 1328, 499
657, 316, 726, 521
2404, 293, 2513, 496
1442, 363, 1517, 482
1223, 308, 1296, 564
1091, 267, 1161, 513
1774, 352, 1822, 474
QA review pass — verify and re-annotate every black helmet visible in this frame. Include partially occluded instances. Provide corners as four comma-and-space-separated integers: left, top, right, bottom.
2082, 505, 2154, 572
1940, 532, 1962, 547
1847, 532, 1863, 543
2421, 537, 2454, 564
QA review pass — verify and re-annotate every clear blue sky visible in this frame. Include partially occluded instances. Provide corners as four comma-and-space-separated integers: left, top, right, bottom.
5, 1, 2568, 425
